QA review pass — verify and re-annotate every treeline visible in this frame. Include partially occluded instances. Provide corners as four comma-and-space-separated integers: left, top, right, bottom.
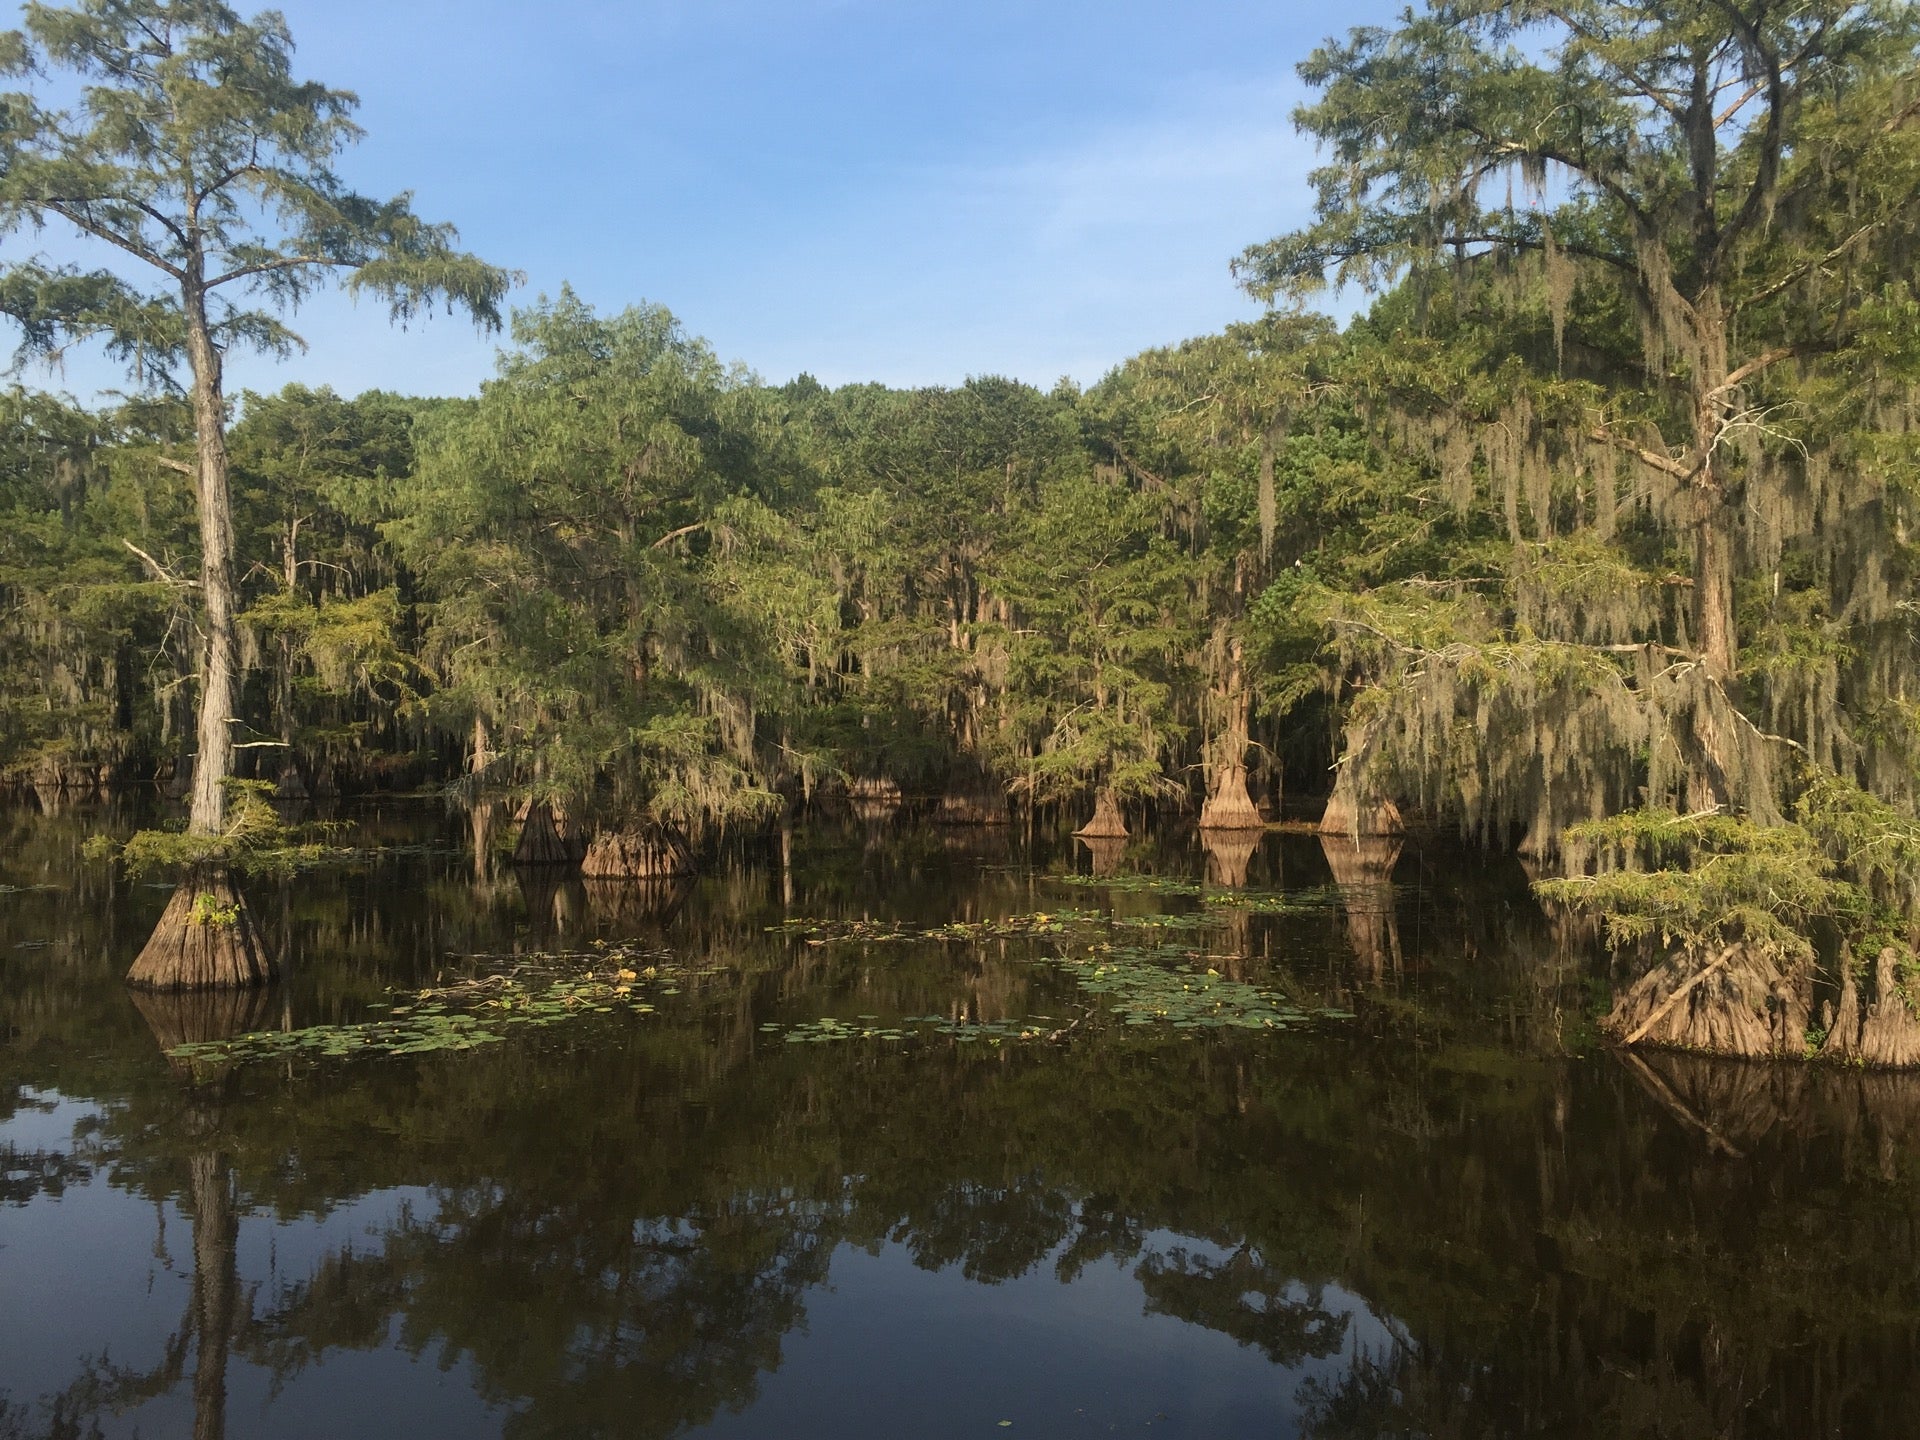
5, 226, 1920, 872
0, 296, 1386, 830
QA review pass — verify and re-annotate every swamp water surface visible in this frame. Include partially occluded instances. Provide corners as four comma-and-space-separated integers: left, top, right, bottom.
3, 799, 1920, 1439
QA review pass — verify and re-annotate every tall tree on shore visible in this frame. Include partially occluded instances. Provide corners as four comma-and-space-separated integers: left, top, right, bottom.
1239, 0, 1920, 787
0, 0, 511, 986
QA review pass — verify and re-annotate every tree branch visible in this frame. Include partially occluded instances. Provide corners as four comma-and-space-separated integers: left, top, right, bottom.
123, 538, 196, 586
38, 201, 184, 281
1588, 425, 1691, 480
650, 521, 706, 549
207, 252, 350, 290
1708, 346, 1803, 398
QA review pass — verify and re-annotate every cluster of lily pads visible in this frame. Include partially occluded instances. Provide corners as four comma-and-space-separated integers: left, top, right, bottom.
771, 910, 1100, 945
166, 946, 709, 1065
1053, 873, 1346, 913
773, 1013, 1078, 1046
1058, 941, 1352, 1029
765, 905, 1355, 1041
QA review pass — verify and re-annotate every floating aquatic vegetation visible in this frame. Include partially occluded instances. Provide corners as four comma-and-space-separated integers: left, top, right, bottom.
759, 899, 1355, 1041
755, 929, 1348, 1047
773, 1013, 1075, 1046
778, 1017, 912, 1043
1053, 873, 1210, 897
1051, 873, 1343, 914
165, 949, 717, 1066
1108, 912, 1220, 931
769, 910, 1101, 945
172, 886, 1356, 1069
1055, 943, 1312, 1030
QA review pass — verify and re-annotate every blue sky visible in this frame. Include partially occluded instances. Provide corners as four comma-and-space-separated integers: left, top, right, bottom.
12, 0, 1406, 402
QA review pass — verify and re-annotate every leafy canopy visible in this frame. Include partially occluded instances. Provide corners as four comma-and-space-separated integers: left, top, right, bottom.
0, 0, 514, 377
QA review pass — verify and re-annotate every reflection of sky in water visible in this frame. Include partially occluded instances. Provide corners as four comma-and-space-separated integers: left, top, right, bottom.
1, 1095, 497, 1440
2, 1093, 1377, 1439
703, 1235, 1389, 1439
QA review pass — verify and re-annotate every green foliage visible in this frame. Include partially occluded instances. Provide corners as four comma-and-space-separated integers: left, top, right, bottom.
1538, 772, 1920, 963
108, 779, 344, 878
0, 1, 513, 377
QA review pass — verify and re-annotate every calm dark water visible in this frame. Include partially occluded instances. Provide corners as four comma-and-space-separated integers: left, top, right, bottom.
3, 798, 1919, 1440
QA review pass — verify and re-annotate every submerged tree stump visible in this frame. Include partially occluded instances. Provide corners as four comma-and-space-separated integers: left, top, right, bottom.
580, 827, 694, 879
1199, 764, 1264, 831
127, 868, 277, 990
1074, 791, 1128, 839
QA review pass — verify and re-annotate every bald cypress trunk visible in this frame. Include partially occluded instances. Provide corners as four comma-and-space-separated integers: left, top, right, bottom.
1690, 298, 1738, 685
1201, 636, 1264, 830
185, 288, 237, 838
128, 287, 269, 990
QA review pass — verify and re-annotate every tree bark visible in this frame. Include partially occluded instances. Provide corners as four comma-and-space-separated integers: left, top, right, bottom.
127, 867, 278, 990
1074, 789, 1128, 839
1689, 297, 1739, 683
580, 825, 694, 878
129, 280, 271, 989
1201, 635, 1265, 830
184, 288, 237, 838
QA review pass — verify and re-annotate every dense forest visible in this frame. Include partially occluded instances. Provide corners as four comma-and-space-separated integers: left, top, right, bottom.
4, 0, 1920, 1064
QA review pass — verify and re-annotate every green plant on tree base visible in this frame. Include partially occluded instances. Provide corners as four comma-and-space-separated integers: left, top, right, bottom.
186, 892, 241, 928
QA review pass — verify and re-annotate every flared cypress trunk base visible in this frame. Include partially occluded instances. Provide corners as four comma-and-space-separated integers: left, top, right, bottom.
580, 826, 694, 879
1074, 791, 1128, 839
1605, 944, 1807, 1060
127, 868, 277, 991
1318, 785, 1403, 839
513, 801, 585, 867
1199, 764, 1263, 831
1821, 947, 1920, 1067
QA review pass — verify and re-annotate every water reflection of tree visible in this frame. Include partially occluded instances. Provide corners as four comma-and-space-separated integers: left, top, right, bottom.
251, 1191, 834, 1440
1318, 833, 1402, 984
1138, 1245, 1349, 1364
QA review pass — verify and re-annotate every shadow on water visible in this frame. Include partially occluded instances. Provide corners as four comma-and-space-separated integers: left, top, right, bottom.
4, 800, 1920, 1437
